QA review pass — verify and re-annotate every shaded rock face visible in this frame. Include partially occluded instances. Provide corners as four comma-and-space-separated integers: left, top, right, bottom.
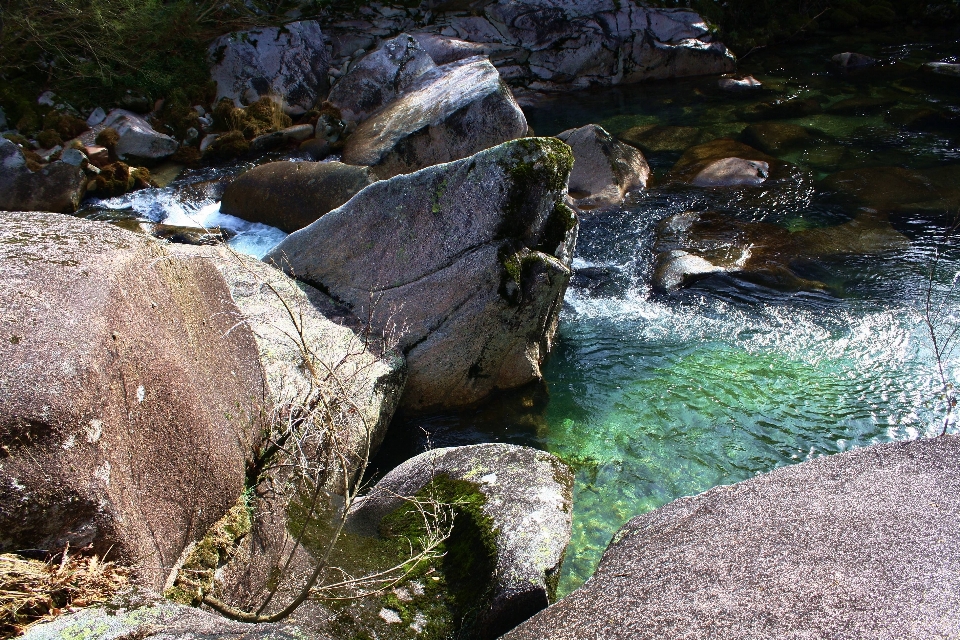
328, 33, 437, 124
652, 209, 909, 292
0, 213, 267, 590
209, 21, 330, 114
220, 161, 377, 233
832, 51, 876, 69
20, 598, 313, 640
0, 139, 87, 213
101, 109, 178, 162
347, 443, 574, 639
266, 137, 577, 412
342, 56, 528, 178
505, 436, 960, 640
556, 124, 650, 209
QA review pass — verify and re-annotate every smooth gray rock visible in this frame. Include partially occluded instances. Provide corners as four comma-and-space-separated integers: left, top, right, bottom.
718, 75, 762, 92
328, 33, 437, 124
691, 157, 770, 187
556, 124, 650, 209
20, 599, 311, 639
412, 32, 507, 65
342, 56, 528, 178
348, 443, 574, 639
209, 21, 330, 114
266, 137, 576, 411
0, 138, 87, 213
220, 160, 377, 233
86, 106, 106, 127
505, 436, 960, 640
101, 109, 178, 162
248, 123, 316, 154
925, 62, 960, 78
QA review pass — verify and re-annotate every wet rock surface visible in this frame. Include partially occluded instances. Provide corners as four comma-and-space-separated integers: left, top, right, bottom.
652, 209, 909, 292
348, 443, 574, 639
556, 124, 650, 209
266, 137, 577, 411
220, 160, 378, 233
342, 56, 528, 178
504, 436, 960, 640
0, 212, 266, 590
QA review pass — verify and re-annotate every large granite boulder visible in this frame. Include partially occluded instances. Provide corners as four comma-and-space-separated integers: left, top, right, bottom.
341, 56, 528, 178
209, 21, 330, 114
97, 109, 179, 163
219, 161, 378, 233
652, 209, 909, 292
20, 597, 313, 640
0, 138, 87, 213
169, 246, 407, 612
266, 137, 577, 411
347, 443, 574, 639
0, 212, 267, 590
327, 33, 437, 124
505, 435, 960, 639
556, 124, 650, 209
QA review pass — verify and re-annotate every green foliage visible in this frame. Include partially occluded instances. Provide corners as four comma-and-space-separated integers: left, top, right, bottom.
0, 0, 310, 132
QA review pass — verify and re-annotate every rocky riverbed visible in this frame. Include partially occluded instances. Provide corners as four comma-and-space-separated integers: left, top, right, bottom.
3, 4, 960, 640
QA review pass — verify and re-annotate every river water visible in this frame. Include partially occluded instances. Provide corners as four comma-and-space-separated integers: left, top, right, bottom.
78, 34, 960, 598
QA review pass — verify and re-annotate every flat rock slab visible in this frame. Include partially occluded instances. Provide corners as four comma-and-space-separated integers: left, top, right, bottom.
341, 56, 528, 178
348, 443, 574, 639
505, 436, 960, 640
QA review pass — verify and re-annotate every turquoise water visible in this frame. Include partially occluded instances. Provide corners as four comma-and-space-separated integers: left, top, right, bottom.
383, 34, 960, 597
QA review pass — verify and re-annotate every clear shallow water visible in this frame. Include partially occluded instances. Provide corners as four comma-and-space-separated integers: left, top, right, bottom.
74, 33, 960, 600
385, 34, 960, 597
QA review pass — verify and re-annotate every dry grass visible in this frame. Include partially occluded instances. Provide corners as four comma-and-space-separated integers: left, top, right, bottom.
0, 552, 129, 638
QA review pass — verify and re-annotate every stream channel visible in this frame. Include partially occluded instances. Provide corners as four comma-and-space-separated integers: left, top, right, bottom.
78, 33, 960, 598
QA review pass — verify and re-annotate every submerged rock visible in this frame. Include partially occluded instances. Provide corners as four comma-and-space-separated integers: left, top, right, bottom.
220, 161, 377, 233
342, 56, 528, 178
0, 138, 87, 213
618, 124, 705, 155
832, 51, 876, 69
739, 122, 812, 156
556, 124, 650, 209
668, 138, 781, 186
923, 62, 960, 78
266, 137, 577, 411
347, 443, 574, 639
690, 157, 769, 187
328, 33, 437, 124
209, 21, 330, 114
505, 435, 960, 640
652, 209, 909, 292
0, 212, 267, 590
822, 165, 960, 214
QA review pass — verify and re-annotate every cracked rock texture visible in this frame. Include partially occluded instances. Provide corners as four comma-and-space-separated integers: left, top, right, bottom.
341, 55, 528, 178
209, 21, 330, 114
504, 436, 960, 640
328, 33, 437, 124
321, 0, 734, 97
265, 137, 577, 411
556, 124, 650, 209
0, 212, 266, 590
347, 443, 574, 639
